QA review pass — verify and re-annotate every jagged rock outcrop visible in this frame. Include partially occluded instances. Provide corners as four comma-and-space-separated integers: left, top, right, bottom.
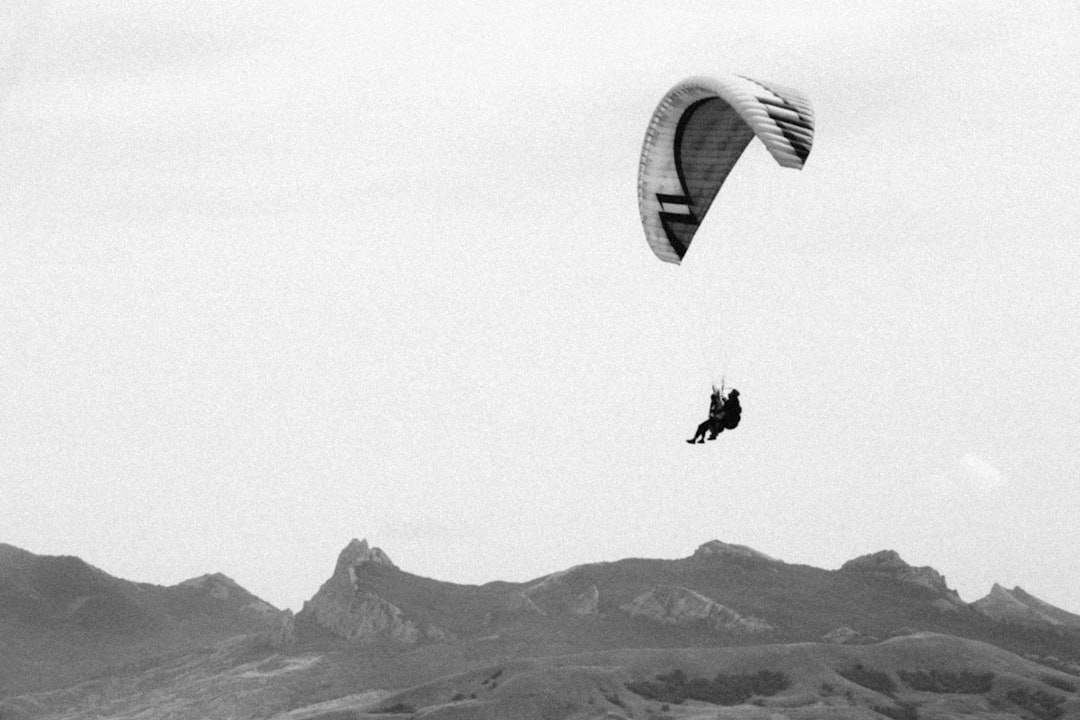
523, 570, 571, 595
931, 598, 961, 613
822, 625, 878, 644
519, 570, 600, 616
841, 550, 964, 605
972, 584, 1080, 628
338, 538, 396, 572
504, 591, 546, 616
620, 585, 773, 633
298, 538, 447, 645
567, 585, 600, 616
318, 593, 420, 643
692, 540, 778, 562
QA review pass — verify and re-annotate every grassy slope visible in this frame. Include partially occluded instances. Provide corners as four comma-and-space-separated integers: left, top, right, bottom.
350, 633, 1080, 720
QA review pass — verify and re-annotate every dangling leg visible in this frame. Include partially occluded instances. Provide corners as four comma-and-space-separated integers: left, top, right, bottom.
688, 420, 709, 444
707, 417, 724, 440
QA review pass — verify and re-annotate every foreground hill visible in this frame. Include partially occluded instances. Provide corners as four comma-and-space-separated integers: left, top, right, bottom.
8, 632, 1080, 719
0, 543, 281, 694
332, 632, 1080, 720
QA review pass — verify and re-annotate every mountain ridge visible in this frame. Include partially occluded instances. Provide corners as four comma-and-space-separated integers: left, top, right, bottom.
4, 537, 1080, 719
288, 537, 1080, 667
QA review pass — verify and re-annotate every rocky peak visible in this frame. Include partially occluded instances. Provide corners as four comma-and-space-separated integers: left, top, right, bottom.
692, 540, 777, 562
972, 584, 1080, 628
298, 538, 446, 645
322, 538, 394, 594
309, 538, 397, 607
301, 539, 393, 610
973, 584, 1049, 624
842, 550, 909, 572
336, 539, 394, 575
178, 573, 241, 599
990, 584, 1026, 603
841, 550, 962, 603
175, 573, 279, 616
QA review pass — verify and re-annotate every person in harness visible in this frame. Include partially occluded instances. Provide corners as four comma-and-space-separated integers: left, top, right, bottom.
687, 387, 741, 444
708, 388, 740, 439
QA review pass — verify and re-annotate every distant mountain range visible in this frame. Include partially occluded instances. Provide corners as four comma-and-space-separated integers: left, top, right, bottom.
3, 538, 1079, 719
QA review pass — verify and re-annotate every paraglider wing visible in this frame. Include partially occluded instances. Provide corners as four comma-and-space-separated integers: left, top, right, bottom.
637, 75, 814, 264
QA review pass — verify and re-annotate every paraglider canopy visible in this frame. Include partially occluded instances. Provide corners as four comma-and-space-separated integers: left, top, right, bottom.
638, 75, 815, 264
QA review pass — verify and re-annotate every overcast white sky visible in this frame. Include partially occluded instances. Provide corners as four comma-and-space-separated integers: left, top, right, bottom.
2, 1, 1079, 614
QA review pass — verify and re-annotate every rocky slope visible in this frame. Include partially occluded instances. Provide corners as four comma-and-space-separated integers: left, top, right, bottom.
296, 539, 452, 644
619, 585, 774, 633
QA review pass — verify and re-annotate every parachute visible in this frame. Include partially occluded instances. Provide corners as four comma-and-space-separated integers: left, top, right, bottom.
638, 75, 815, 264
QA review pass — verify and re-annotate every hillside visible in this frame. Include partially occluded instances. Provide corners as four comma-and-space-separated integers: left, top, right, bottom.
342, 633, 1080, 720
8, 632, 1080, 720
0, 543, 281, 694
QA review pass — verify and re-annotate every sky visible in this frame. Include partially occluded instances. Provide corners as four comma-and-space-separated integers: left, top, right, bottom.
2, 1, 1079, 614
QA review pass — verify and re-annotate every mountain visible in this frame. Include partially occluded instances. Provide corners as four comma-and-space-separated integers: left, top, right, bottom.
4, 537, 1080, 720
291, 539, 1078, 663
0, 542, 281, 695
